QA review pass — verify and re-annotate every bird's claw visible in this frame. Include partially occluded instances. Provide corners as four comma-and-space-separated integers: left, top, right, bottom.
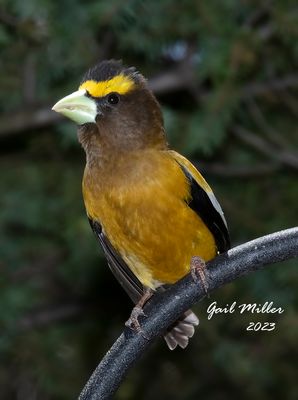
125, 305, 149, 339
190, 256, 209, 295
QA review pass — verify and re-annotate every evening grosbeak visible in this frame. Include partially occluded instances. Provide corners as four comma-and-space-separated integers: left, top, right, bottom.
52, 60, 230, 350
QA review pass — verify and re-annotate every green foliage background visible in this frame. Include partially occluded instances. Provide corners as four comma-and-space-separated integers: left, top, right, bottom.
0, 1, 297, 399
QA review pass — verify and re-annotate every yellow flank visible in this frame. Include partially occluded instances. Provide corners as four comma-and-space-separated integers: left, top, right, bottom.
83, 150, 217, 289
79, 74, 135, 98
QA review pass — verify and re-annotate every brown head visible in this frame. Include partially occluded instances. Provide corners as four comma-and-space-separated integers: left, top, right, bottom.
52, 60, 166, 164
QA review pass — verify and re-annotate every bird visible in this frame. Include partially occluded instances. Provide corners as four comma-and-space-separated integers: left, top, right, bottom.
52, 59, 230, 350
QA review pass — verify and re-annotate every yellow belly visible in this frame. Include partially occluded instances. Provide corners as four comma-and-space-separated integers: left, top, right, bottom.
83, 150, 217, 289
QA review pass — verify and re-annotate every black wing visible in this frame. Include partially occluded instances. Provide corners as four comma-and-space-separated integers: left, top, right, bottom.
179, 165, 231, 253
88, 219, 144, 303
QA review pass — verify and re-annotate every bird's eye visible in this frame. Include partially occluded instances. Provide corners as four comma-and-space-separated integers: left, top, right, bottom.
107, 93, 120, 105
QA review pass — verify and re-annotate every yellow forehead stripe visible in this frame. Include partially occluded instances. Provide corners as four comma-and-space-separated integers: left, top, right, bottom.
79, 74, 135, 98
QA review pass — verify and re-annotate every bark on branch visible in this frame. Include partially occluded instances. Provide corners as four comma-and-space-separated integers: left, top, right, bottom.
78, 227, 298, 400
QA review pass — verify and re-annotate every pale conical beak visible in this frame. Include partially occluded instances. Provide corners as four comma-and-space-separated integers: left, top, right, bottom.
52, 89, 97, 125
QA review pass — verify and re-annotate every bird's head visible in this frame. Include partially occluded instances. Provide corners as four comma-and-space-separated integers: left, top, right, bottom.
52, 60, 166, 156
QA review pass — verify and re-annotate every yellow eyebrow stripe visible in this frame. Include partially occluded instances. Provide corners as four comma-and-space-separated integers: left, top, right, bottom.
79, 74, 135, 98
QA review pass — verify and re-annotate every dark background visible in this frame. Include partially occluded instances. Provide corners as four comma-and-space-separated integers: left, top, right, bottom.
1, 1, 297, 399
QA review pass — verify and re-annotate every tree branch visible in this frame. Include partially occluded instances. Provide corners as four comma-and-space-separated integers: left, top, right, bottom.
1, 71, 298, 137
0, 106, 61, 136
78, 228, 298, 400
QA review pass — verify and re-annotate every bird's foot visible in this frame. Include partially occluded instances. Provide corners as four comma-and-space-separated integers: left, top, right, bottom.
125, 305, 147, 333
125, 288, 153, 339
190, 256, 209, 295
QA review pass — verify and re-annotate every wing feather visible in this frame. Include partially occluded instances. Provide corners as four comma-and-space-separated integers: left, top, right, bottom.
169, 151, 230, 253
88, 219, 144, 303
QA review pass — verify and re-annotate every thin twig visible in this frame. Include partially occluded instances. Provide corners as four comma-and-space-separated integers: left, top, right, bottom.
246, 98, 291, 148
233, 125, 298, 169
78, 228, 298, 400
279, 90, 298, 116
18, 303, 84, 331
196, 161, 280, 177
241, 74, 298, 98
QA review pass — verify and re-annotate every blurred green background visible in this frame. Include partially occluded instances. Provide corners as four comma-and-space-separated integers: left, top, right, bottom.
1, 0, 298, 399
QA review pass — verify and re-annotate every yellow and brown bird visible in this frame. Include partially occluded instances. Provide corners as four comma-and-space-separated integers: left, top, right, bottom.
52, 60, 230, 350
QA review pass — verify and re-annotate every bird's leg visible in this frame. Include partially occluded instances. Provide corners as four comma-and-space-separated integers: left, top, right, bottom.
190, 256, 209, 294
125, 288, 153, 333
